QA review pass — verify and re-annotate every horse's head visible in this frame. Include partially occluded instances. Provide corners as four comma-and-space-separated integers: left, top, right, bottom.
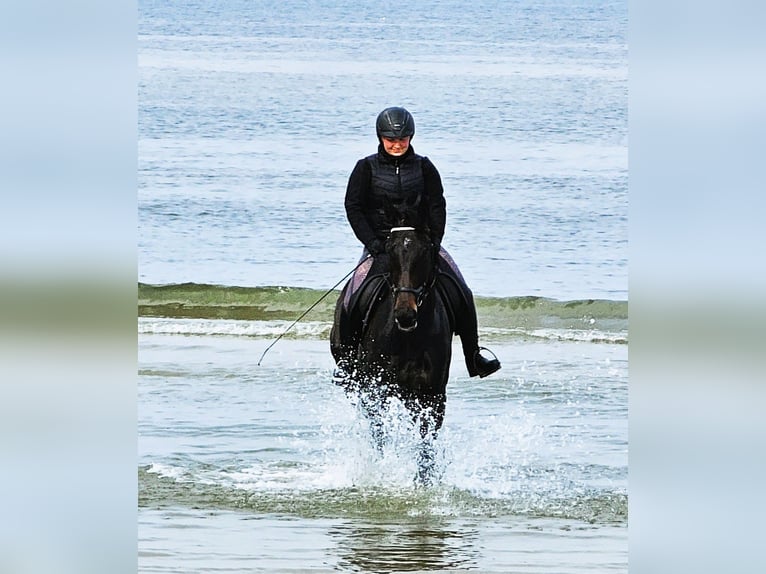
385, 226, 437, 332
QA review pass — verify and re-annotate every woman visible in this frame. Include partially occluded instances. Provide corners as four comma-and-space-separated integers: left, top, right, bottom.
342, 106, 500, 378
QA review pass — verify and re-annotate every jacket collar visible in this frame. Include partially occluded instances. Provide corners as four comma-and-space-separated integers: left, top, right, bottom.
377, 143, 416, 163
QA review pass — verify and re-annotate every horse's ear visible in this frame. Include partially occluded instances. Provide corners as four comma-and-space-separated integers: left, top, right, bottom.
399, 206, 420, 228
383, 202, 404, 228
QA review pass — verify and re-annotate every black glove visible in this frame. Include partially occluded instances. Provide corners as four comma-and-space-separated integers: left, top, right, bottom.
367, 238, 385, 256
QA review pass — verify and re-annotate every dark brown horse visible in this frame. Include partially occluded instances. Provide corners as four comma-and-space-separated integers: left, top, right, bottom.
330, 226, 453, 484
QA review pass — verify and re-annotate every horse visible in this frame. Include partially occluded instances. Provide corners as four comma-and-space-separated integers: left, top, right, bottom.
330, 226, 453, 484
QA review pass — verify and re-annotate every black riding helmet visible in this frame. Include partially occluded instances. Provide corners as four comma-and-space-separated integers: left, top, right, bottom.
376, 107, 415, 140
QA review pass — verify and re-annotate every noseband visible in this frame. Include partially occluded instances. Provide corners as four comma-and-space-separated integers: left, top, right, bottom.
392, 284, 430, 307
386, 227, 436, 308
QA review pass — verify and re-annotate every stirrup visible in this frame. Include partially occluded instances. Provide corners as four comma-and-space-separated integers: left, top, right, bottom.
472, 346, 501, 378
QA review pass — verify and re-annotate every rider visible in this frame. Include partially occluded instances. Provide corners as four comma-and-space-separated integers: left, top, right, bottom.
342, 106, 501, 378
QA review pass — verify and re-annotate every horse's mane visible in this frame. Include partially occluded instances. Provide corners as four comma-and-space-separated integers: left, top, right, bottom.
384, 202, 431, 238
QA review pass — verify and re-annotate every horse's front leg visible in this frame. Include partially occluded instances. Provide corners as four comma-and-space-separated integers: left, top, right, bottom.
407, 394, 445, 485
358, 381, 390, 456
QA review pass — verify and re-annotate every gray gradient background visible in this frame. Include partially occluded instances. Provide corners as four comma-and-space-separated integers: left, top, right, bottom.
1, 1, 765, 573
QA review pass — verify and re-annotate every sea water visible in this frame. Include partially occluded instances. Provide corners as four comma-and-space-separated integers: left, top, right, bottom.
138, 0, 628, 571
138, 0, 627, 301
139, 333, 627, 572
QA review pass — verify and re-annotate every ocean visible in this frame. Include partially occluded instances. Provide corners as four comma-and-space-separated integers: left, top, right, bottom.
138, 0, 628, 571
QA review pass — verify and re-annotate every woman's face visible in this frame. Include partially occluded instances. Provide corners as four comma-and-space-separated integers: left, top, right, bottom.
381, 136, 411, 157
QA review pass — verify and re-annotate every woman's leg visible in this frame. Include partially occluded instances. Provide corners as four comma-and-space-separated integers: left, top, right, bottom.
437, 249, 501, 378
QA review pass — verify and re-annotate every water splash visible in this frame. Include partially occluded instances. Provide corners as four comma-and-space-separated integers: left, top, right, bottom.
139, 379, 627, 524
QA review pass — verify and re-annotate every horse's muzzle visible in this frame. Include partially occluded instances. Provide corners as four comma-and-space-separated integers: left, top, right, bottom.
395, 316, 418, 332
391, 283, 425, 332
394, 298, 419, 332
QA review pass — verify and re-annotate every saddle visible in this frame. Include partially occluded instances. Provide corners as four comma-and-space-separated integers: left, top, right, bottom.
338, 263, 467, 344
339, 272, 388, 344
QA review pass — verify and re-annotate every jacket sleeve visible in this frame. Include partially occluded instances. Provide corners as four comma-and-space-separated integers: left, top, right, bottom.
344, 159, 378, 250
422, 157, 447, 246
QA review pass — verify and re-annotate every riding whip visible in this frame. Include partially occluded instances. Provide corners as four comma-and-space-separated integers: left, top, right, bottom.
256, 256, 371, 366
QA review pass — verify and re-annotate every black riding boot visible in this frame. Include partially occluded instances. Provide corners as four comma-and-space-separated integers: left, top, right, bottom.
440, 259, 501, 379
331, 281, 358, 387
457, 300, 501, 378
331, 254, 385, 387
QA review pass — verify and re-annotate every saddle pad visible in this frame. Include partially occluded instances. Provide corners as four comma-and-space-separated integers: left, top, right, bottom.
342, 256, 374, 312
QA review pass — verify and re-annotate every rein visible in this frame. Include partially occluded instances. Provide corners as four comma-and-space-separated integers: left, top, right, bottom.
257, 255, 372, 366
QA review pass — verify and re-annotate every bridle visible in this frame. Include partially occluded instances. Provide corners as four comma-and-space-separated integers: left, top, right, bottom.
386, 227, 437, 308
391, 282, 432, 308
